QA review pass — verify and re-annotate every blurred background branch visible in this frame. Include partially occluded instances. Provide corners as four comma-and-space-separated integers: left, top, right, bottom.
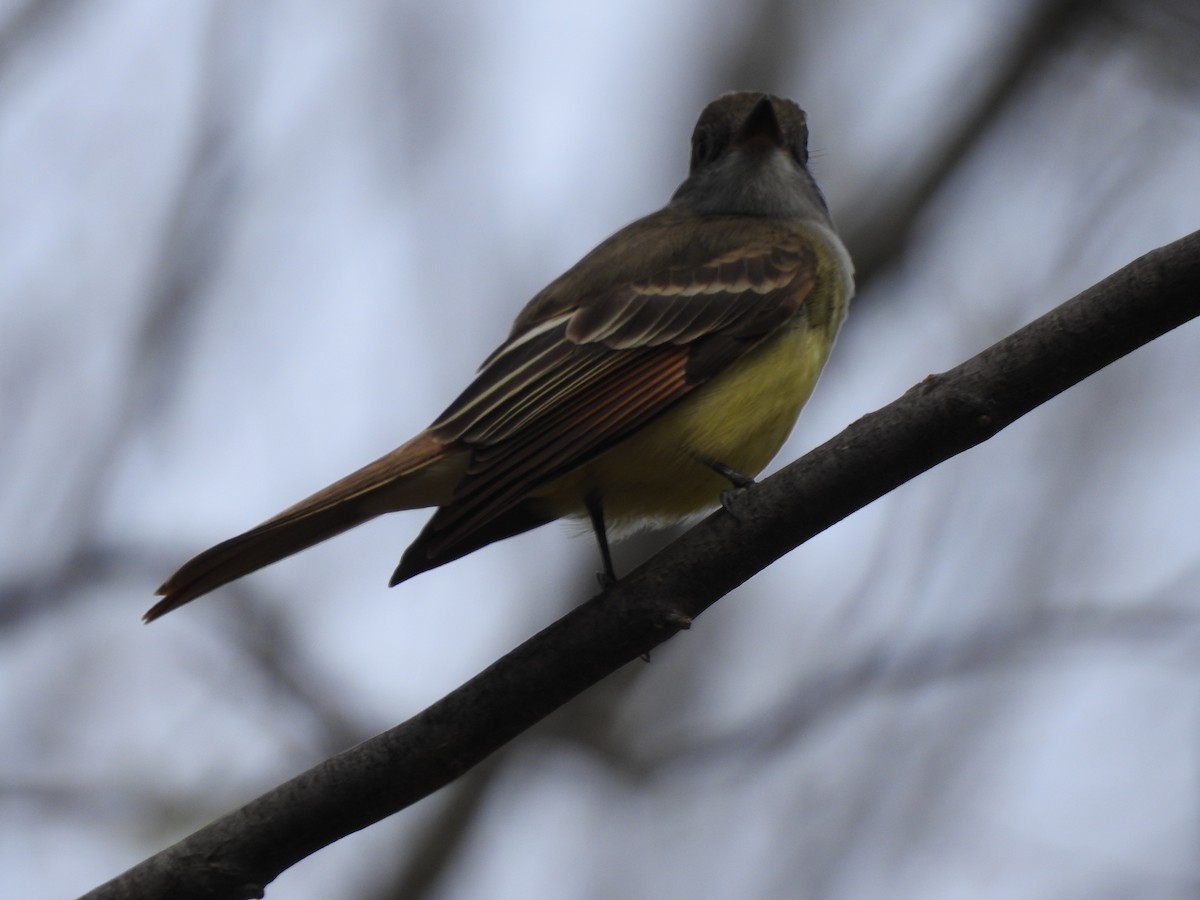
3, 2, 1200, 898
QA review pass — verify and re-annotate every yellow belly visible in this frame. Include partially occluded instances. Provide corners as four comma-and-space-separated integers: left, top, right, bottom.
537, 322, 835, 532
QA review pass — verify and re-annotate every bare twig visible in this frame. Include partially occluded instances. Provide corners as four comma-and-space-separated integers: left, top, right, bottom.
83, 231, 1200, 899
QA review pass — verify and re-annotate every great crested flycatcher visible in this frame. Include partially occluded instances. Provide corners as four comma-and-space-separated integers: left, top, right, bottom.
148, 92, 854, 621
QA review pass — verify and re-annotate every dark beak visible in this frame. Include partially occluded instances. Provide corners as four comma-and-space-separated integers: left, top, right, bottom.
733, 96, 785, 149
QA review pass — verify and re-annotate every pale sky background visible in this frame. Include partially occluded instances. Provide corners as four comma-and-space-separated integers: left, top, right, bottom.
3, 1, 1200, 898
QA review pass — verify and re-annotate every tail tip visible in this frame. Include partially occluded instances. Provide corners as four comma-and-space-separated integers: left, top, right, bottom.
143, 586, 183, 623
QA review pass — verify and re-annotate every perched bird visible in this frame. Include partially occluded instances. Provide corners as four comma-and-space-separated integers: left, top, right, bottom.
148, 92, 853, 621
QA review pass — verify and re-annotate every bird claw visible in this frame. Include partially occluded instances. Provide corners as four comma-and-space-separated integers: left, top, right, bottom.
720, 484, 754, 520
701, 459, 755, 520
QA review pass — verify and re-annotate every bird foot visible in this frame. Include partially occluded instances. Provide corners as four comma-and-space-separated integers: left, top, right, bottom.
704, 460, 756, 520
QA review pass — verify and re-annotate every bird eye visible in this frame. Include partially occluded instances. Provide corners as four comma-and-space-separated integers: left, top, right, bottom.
690, 127, 720, 169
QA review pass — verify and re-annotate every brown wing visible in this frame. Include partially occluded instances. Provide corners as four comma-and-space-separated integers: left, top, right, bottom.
393, 233, 818, 579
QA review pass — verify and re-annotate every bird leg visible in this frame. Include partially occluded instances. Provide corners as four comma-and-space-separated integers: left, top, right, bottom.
586, 495, 617, 588
701, 458, 756, 519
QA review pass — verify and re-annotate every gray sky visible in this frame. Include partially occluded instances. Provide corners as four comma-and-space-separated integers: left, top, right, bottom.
3, 1, 1200, 897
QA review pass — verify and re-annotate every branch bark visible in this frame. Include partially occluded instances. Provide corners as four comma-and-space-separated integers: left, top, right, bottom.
84, 230, 1200, 899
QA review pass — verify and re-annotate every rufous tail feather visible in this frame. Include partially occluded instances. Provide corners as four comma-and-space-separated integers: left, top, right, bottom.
147, 432, 458, 621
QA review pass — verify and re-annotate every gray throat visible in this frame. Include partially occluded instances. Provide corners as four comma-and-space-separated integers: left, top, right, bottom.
670, 148, 835, 227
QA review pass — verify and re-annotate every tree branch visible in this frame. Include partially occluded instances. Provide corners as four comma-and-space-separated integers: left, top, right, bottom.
83, 230, 1200, 899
